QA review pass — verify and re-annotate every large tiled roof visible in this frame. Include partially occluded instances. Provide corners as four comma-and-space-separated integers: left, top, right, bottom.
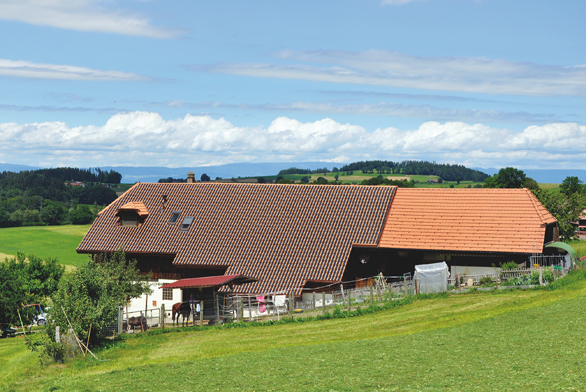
78, 183, 395, 294
378, 188, 557, 254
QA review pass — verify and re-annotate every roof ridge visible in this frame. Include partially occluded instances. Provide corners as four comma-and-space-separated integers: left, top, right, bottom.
523, 188, 554, 225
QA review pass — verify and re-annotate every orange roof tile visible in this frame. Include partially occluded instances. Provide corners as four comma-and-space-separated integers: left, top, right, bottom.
378, 188, 556, 254
77, 183, 395, 294
118, 201, 149, 217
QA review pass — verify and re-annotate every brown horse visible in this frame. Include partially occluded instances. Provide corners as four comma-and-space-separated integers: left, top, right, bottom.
172, 302, 191, 326
128, 316, 147, 332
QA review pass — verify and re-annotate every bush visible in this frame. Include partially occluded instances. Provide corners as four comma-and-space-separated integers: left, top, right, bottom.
500, 261, 518, 270
479, 276, 494, 286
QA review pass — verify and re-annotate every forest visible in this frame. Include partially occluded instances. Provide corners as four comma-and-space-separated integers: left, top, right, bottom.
279, 160, 488, 182
0, 168, 121, 227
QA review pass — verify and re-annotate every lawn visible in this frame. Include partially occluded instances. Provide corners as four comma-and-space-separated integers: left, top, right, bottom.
2, 271, 585, 391
0, 225, 91, 266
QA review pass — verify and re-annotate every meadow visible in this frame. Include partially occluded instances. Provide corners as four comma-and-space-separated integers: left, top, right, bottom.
2, 270, 585, 391
0, 225, 91, 266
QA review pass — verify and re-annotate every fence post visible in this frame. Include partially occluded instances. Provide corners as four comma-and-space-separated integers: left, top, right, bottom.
161, 304, 165, 329
312, 292, 316, 310
388, 284, 392, 303
340, 283, 345, 303
118, 306, 123, 335
347, 289, 351, 311
370, 285, 374, 306
239, 298, 243, 322
378, 284, 382, 302
249, 294, 253, 322
288, 293, 293, 317
404, 276, 408, 297
322, 292, 326, 316
200, 301, 204, 326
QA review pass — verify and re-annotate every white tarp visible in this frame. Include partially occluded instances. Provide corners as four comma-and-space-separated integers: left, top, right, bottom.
414, 262, 449, 293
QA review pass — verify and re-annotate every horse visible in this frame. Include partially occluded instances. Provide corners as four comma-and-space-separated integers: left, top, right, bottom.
127, 316, 147, 332
172, 302, 191, 326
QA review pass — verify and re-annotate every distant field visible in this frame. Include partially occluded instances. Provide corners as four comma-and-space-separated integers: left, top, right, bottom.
0, 225, 91, 266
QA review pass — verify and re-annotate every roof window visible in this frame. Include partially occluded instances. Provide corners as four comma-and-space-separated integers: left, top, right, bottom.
169, 211, 181, 223
181, 216, 194, 230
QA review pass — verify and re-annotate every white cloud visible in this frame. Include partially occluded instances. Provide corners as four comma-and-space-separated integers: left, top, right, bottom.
0, 0, 180, 38
1, 111, 585, 169
0, 59, 146, 81
203, 49, 586, 97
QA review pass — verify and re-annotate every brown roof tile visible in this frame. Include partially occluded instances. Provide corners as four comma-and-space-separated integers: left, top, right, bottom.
378, 188, 556, 254
77, 183, 395, 294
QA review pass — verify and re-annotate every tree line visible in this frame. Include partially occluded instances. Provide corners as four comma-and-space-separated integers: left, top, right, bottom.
0, 168, 121, 227
278, 160, 489, 182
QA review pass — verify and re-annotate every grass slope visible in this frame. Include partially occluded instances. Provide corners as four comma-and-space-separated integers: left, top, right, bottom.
0, 225, 91, 266
2, 273, 586, 391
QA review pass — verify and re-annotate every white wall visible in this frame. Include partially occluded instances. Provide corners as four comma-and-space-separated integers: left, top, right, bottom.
125, 279, 181, 319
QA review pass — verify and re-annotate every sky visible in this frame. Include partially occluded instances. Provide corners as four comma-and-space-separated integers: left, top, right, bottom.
1, 0, 585, 170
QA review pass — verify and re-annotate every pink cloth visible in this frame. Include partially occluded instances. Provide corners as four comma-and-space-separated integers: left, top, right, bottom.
256, 296, 266, 313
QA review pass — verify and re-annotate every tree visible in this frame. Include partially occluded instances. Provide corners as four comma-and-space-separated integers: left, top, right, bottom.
40, 200, 66, 225
456, 177, 461, 185
334, 174, 339, 181
483, 167, 526, 188
534, 189, 586, 242
0, 253, 64, 327
50, 250, 151, 346
300, 176, 310, 184
257, 177, 266, 184
200, 173, 211, 182
560, 176, 583, 196
69, 205, 94, 224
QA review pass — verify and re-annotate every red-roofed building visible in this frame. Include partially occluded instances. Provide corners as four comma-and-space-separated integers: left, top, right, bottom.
77, 182, 558, 311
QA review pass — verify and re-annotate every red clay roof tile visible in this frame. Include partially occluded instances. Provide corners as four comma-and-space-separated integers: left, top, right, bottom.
77, 183, 396, 294
378, 188, 556, 253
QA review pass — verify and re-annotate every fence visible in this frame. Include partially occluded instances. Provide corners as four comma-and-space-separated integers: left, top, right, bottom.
530, 254, 572, 270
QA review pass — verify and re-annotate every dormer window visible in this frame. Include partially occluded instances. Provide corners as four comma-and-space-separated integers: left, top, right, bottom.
169, 211, 181, 223
120, 212, 139, 227
181, 216, 194, 230
116, 202, 149, 228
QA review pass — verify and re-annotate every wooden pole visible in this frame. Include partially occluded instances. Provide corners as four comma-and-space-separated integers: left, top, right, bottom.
161, 304, 165, 329
403, 276, 408, 297
85, 324, 92, 355
199, 301, 204, 326
340, 283, 346, 303
17, 308, 26, 337
388, 283, 392, 303
370, 285, 374, 306
249, 294, 253, 322
322, 292, 326, 316
239, 298, 243, 322
347, 289, 351, 311
60, 306, 86, 357
312, 292, 316, 310
215, 291, 220, 323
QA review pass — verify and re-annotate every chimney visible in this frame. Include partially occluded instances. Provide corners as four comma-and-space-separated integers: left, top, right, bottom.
187, 172, 195, 183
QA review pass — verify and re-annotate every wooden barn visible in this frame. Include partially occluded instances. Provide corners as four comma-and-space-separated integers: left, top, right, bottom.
77, 182, 559, 312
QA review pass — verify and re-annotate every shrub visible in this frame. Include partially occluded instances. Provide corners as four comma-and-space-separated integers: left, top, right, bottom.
479, 276, 493, 286
500, 261, 519, 270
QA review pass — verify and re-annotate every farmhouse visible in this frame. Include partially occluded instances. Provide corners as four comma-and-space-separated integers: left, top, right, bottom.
77, 182, 558, 310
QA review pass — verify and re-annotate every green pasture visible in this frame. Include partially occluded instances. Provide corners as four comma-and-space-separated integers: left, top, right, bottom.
2, 270, 586, 391
0, 225, 91, 266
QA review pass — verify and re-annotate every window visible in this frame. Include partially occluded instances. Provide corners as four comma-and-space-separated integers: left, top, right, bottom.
169, 211, 181, 223
181, 216, 194, 230
120, 212, 138, 227
162, 288, 173, 301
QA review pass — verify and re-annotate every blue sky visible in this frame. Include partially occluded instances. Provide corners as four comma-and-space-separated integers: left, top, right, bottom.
1, 0, 585, 169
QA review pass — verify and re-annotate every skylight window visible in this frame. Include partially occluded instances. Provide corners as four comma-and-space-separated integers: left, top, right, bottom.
181, 216, 194, 230
169, 211, 181, 223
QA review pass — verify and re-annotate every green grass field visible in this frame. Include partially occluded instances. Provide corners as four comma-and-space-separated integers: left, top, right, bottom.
0, 225, 91, 266
2, 271, 586, 391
